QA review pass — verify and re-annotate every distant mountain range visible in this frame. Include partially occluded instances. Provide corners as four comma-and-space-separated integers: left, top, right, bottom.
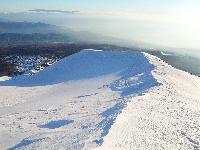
0, 21, 80, 45
0, 21, 62, 34
0, 18, 9, 22
0, 20, 125, 46
0, 33, 74, 45
0, 20, 145, 48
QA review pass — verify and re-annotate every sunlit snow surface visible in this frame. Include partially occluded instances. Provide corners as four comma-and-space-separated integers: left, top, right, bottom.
0, 50, 199, 150
0, 50, 159, 149
96, 53, 200, 150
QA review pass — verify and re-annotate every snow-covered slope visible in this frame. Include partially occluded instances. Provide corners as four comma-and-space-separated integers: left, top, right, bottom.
0, 50, 158, 149
96, 53, 200, 150
1, 50, 156, 87
0, 50, 199, 150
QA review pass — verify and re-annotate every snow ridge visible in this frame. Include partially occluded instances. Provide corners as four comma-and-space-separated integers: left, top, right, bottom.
1, 50, 199, 150
0, 50, 159, 149
96, 53, 200, 150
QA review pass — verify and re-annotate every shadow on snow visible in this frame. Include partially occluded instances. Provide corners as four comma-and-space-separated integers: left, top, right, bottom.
94, 53, 161, 145
39, 119, 74, 129
4, 50, 161, 148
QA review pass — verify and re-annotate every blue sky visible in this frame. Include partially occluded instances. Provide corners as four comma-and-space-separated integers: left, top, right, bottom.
0, 0, 199, 12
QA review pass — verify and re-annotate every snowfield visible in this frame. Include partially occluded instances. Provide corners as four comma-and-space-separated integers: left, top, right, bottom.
0, 50, 199, 150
